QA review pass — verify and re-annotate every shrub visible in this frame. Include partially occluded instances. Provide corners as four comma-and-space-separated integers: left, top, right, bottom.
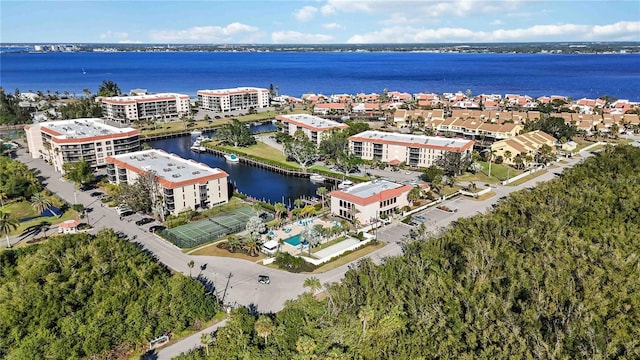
274, 252, 316, 273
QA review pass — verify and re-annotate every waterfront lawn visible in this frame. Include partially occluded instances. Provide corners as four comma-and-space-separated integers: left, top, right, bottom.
216, 141, 289, 163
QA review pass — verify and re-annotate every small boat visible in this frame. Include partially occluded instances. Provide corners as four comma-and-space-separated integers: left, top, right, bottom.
309, 174, 326, 183
190, 129, 203, 136
225, 153, 240, 163
82, 68, 86, 75
338, 180, 353, 190
190, 144, 206, 152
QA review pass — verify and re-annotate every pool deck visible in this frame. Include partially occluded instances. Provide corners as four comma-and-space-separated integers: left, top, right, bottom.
264, 217, 335, 255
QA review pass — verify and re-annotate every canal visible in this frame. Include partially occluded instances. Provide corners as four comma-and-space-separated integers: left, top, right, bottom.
147, 124, 324, 207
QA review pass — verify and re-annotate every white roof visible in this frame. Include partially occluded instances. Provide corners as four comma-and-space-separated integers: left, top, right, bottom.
351, 130, 473, 148
341, 179, 403, 198
110, 149, 226, 183
38, 118, 135, 139
263, 240, 279, 250
280, 114, 346, 129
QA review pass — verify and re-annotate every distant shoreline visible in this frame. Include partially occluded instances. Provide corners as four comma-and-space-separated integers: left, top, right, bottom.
1, 41, 639, 54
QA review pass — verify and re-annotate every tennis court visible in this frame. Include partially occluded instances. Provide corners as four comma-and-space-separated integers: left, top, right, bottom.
159, 207, 272, 248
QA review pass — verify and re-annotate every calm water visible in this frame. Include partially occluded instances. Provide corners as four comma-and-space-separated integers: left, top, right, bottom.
148, 131, 324, 207
1, 52, 638, 101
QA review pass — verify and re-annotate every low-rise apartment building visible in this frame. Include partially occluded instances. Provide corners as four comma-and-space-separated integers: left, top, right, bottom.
490, 130, 557, 165
349, 130, 474, 168
24, 118, 140, 173
106, 149, 229, 215
100, 93, 191, 123
274, 114, 348, 146
330, 179, 412, 225
197, 87, 270, 112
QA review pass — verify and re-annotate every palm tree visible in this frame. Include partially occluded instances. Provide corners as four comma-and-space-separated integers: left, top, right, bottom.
277, 238, 284, 253
358, 305, 375, 339
503, 150, 512, 180
273, 202, 286, 223
227, 236, 243, 253
303, 276, 322, 294
0, 209, 19, 248
316, 187, 328, 209
244, 237, 262, 257
200, 333, 212, 356
408, 187, 422, 204
487, 149, 497, 178
187, 260, 195, 277
30, 192, 53, 216
254, 315, 275, 344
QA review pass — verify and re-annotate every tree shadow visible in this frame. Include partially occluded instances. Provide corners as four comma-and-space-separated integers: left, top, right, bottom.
19, 220, 51, 240
140, 349, 158, 360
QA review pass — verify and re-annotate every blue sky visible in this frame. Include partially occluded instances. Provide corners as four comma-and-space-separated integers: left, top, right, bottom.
1, 0, 639, 44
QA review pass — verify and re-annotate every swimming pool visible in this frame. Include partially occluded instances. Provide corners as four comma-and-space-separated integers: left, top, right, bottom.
284, 234, 302, 246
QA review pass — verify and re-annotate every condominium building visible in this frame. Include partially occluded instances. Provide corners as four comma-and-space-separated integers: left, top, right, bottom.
100, 93, 191, 123
106, 149, 229, 215
274, 114, 349, 146
490, 130, 557, 165
24, 118, 140, 173
197, 87, 270, 112
348, 130, 474, 168
330, 179, 412, 225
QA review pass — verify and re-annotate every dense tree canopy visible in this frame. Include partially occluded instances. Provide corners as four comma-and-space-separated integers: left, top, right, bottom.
0, 230, 219, 359
177, 145, 640, 360
97, 80, 122, 97
524, 116, 576, 141
0, 156, 42, 200
0, 89, 32, 125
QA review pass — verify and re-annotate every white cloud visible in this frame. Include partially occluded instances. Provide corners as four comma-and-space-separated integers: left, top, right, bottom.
346, 21, 640, 43
293, 6, 318, 21
324, 0, 519, 17
490, 19, 504, 26
100, 31, 129, 40
322, 23, 345, 30
118, 39, 142, 44
149, 23, 260, 43
271, 31, 334, 44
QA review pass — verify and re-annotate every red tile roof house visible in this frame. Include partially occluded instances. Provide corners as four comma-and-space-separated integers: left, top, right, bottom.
330, 179, 413, 225
313, 102, 347, 115
356, 93, 380, 103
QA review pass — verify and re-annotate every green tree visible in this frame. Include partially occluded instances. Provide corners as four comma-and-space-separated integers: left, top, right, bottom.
63, 160, 94, 188
316, 187, 328, 209
97, 80, 122, 97
284, 130, 317, 169
408, 186, 422, 203
200, 332, 212, 356
421, 165, 444, 183
0, 208, 19, 248
216, 119, 256, 147
303, 276, 322, 294
254, 315, 275, 344
187, 260, 195, 277
273, 202, 287, 222
243, 237, 263, 257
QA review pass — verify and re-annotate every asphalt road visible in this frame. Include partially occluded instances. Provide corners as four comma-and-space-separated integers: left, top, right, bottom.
9, 142, 602, 358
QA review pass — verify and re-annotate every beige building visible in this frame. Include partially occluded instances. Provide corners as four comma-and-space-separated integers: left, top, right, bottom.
106, 149, 229, 215
491, 130, 557, 165
100, 93, 191, 123
349, 131, 474, 168
197, 87, 270, 112
330, 180, 412, 225
274, 114, 349, 146
24, 118, 140, 173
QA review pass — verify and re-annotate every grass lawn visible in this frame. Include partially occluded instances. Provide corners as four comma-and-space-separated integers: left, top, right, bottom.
471, 191, 496, 201
3, 201, 80, 237
189, 241, 267, 262
311, 236, 347, 254
508, 169, 548, 186
311, 241, 385, 273
216, 141, 289, 163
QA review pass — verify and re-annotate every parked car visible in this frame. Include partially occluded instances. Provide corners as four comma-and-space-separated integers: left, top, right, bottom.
149, 225, 166, 233
258, 275, 270, 284
135, 218, 154, 226
90, 191, 104, 198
